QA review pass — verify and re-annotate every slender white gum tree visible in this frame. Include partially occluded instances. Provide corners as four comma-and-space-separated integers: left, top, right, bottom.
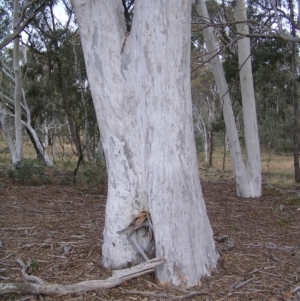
234, 0, 261, 197
0, 65, 55, 167
13, 0, 23, 165
196, 0, 261, 197
72, 0, 218, 287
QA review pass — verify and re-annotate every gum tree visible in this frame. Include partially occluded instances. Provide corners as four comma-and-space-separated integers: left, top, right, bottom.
196, 0, 261, 197
72, 0, 218, 287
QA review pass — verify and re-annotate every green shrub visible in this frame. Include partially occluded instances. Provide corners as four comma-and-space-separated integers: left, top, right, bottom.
7, 159, 49, 185
82, 161, 107, 192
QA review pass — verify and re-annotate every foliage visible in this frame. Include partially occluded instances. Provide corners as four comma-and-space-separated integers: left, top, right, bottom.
82, 161, 107, 193
7, 159, 49, 185
1, 0, 300, 182
252, 39, 295, 152
229, 222, 239, 231
0, 0, 11, 43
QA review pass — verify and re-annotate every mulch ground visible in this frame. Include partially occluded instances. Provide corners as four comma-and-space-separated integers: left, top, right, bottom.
0, 181, 300, 301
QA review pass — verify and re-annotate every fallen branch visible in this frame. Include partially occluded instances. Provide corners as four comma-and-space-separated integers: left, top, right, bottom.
16, 257, 45, 285
0, 257, 165, 296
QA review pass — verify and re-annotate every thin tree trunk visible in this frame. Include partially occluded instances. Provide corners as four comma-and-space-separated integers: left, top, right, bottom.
208, 131, 213, 167
25, 126, 43, 161
23, 122, 54, 167
56, 56, 83, 162
0, 104, 17, 163
196, 0, 261, 197
222, 132, 229, 172
234, 0, 261, 196
196, 0, 247, 195
13, 0, 23, 165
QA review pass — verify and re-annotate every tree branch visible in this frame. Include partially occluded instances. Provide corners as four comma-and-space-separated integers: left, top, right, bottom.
0, 1, 47, 50
0, 257, 165, 296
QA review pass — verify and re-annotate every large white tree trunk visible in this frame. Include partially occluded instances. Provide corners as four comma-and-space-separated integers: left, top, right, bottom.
13, 0, 23, 165
196, 0, 261, 197
234, 0, 261, 197
72, 0, 218, 287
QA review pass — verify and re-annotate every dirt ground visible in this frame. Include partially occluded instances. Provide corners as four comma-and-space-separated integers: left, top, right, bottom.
0, 181, 300, 301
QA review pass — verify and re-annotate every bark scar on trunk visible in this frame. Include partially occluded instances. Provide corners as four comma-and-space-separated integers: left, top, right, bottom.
117, 211, 154, 261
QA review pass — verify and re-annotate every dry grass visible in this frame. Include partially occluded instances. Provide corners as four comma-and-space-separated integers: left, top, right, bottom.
261, 153, 295, 187
0, 138, 297, 187
0, 140, 77, 166
199, 150, 296, 188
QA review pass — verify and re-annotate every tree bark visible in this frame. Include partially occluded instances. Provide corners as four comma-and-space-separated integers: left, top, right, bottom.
72, 0, 218, 287
22, 121, 55, 167
196, 0, 247, 195
196, 0, 261, 197
13, 0, 23, 165
234, 0, 262, 196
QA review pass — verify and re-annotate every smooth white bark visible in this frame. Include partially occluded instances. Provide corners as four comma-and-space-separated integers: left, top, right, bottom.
234, 0, 261, 197
196, 0, 246, 194
196, 0, 261, 197
0, 65, 54, 167
23, 121, 55, 167
193, 104, 208, 161
73, 0, 218, 287
13, 0, 23, 164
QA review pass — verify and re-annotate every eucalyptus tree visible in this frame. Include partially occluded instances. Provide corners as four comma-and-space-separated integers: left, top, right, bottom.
72, 0, 218, 287
195, 0, 262, 197
0, 0, 48, 50
191, 8, 221, 166
234, 0, 261, 195
192, 69, 220, 166
24, 0, 97, 166
0, 0, 55, 166
13, 0, 23, 165
244, 0, 300, 181
0, 50, 55, 166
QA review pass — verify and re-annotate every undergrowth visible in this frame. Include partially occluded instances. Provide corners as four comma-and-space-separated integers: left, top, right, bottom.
0, 159, 107, 191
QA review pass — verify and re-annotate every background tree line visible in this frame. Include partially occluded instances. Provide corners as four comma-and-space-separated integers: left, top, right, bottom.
0, 0, 299, 181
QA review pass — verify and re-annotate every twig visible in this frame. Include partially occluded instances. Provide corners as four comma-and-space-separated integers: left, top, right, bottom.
235, 277, 255, 289
16, 258, 45, 285
0, 227, 35, 231
230, 277, 255, 291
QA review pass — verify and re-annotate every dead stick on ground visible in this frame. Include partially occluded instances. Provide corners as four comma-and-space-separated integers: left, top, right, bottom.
16, 258, 45, 285
0, 257, 165, 296
122, 289, 208, 300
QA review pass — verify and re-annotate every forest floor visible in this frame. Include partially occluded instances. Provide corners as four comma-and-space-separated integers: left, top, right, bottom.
0, 180, 300, 301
